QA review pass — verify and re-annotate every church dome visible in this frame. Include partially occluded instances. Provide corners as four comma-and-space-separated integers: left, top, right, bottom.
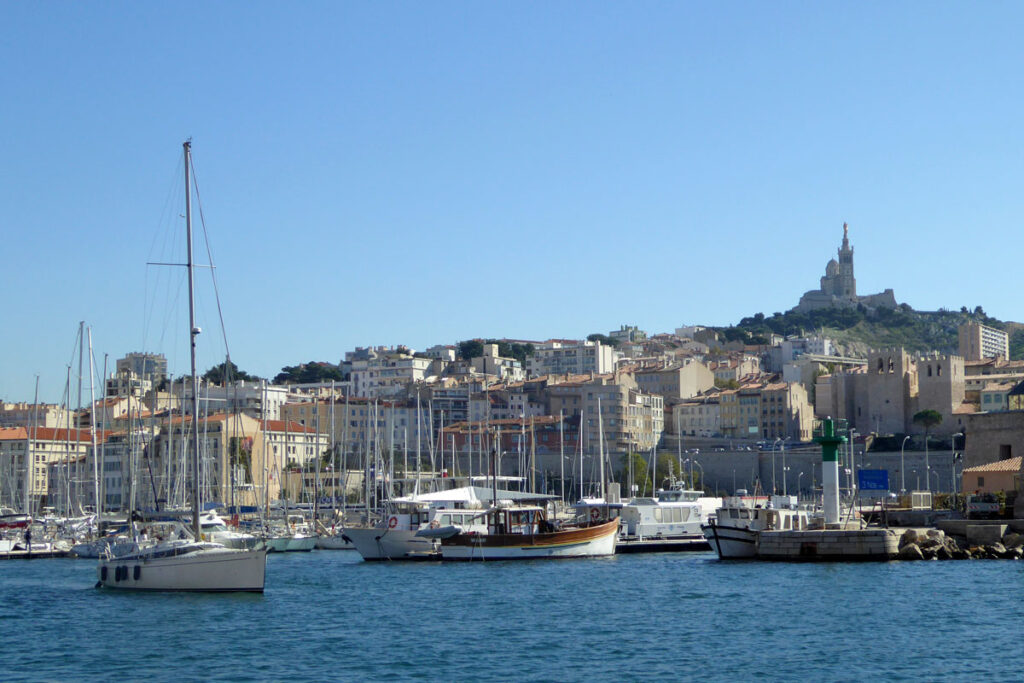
825, 258, 839, 277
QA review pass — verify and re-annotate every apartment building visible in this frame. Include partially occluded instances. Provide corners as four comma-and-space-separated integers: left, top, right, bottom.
672, 395, 721, 437
959, 322, 1010, 361
631, 360, 714, 400
526, 340, 616, 378
0, 426, 103, 514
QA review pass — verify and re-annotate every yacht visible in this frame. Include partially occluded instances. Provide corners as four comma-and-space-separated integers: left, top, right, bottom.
702, 492, 812, 559
617, 487, 721, 552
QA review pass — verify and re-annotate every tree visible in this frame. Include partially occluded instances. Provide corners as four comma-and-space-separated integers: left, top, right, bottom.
457, 339, 484, 360
274, 362, 344, 385
912, 409, 943, 437
202, 360, 260, 385
587, 333, 619, 346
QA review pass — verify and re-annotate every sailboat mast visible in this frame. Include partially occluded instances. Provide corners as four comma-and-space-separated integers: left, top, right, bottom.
184, 140, 202, 540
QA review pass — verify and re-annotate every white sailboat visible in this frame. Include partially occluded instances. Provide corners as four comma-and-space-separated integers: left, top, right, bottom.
97, 140, 267, 592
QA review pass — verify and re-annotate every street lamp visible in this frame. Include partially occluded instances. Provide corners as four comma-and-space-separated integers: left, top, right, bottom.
782, 436, 792, 496
685, 458, 705, 492
930, 470, 941, 493
900, 435, 910, 495
951, 433, 963, 497
797, 471, 805, 498
772, 438, 781, 495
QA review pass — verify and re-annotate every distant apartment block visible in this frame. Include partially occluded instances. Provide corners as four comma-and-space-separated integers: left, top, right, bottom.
631, 360, 714, 400
0, 402, 66, 429
672, 395, 720, 437
526, 340, 616, 378
959, 322, 1009, 361
609, 325, 647, 344
351, 351, 433, 398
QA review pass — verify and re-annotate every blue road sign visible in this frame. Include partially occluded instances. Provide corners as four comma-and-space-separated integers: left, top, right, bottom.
858, 469, 889, 492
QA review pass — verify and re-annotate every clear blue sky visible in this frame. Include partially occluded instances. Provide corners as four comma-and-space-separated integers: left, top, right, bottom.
4, 3, 1023, 402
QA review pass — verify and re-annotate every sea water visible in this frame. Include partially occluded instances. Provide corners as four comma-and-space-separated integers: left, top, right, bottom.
1, 551, 1020, 681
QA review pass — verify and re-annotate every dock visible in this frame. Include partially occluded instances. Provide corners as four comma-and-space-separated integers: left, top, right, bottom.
756, 527, 899, 561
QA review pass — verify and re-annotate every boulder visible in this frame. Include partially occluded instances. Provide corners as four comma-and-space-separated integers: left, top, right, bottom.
899, 529, 919, 549
992, 542, 1007, 555
926, 529, 945, 542
1002, 547, 1023, 560
936, 545, 953, 560
898, 543, 925, 561
1003, 533, 1024, 550
920, 538, 941, 550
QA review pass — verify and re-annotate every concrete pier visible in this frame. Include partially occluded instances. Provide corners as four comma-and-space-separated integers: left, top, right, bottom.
757, 528, 899, 561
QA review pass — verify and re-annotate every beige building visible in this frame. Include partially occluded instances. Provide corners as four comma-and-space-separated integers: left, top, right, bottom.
0, 426, 103, 514
547, 373, 663, 453
959, 322, 1009, 361
0, 402, 66, 429
631, 359, 714, 401
672, 395, 721, 437
759, 382, 814, 441
719, 384, 762, 438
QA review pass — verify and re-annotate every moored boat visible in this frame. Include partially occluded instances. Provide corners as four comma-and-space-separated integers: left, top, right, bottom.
436, 504, 619, 561
702, 492, 811, 560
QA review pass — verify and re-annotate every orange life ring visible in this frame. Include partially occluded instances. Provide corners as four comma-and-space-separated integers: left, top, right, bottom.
387, 516, 398, 529
590, 507, 600, 521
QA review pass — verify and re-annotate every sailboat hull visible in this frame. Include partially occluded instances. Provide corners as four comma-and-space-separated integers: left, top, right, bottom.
97, 547, 267, 592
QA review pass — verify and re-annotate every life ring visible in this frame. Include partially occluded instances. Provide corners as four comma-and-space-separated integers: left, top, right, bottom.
387, 516, 398, 529
590, 507, 601, 521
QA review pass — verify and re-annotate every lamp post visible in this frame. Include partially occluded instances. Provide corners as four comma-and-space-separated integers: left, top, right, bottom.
772, 438, 781, 495
930, 470, 940, 493
685, 458, 705, 492
797, 471, 805, 498
900, 435, 910, 495
782, 436, 792, 496
951, 433, 963, 497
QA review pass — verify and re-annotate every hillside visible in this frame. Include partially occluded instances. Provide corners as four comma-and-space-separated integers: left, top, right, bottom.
722, 305, 1024, 360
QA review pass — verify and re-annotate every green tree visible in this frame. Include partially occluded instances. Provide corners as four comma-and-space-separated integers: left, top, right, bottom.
202, 360, 261, 385
457, 339, 484, 360
587, 333, 619, 346
274, 362, 345, 385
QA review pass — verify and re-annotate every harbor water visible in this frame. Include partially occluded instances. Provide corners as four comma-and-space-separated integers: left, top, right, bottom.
2, 550, 1021, 681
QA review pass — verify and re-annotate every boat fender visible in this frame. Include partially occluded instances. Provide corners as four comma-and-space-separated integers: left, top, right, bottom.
133, 565, 141, 581
387, 516, 398, 529
590, 507, 600, 521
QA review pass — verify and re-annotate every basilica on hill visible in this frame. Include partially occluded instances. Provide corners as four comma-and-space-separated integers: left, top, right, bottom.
792, 223, 898, 313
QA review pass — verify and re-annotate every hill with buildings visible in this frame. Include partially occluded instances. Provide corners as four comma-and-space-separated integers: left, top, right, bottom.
724, 306, 1024, 360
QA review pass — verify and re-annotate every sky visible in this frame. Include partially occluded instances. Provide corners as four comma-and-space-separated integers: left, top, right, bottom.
3, 2, 1024, 403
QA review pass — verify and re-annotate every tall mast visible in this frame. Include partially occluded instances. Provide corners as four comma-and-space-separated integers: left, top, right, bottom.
597, 396, 605, 501
184, 140, 202, 540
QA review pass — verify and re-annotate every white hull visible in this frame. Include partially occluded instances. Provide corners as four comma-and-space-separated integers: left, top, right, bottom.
347, 527, 438, 560
97, 546, 267, 592
702, 524, 758, 559
285, 535, 317, 552
440, 527, 618, 561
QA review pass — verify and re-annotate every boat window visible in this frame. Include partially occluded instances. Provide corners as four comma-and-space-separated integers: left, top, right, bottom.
653, 509, 662, 522
680, 508, 690, 522
438, 514, 451, 526
740, 510, 750, 519
783, 516, 790, 529
730, 510, 739, 519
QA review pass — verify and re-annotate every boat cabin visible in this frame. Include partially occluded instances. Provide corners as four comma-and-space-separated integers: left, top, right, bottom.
486, 506, 557, 536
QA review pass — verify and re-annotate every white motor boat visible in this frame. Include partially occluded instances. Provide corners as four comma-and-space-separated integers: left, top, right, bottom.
198, 511, 260, 550
702, 492, 812, 559
617, 487, 721, 552
348, 486, 499, 561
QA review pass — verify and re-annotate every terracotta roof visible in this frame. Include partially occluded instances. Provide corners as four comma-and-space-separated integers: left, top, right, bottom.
0, 427, 108, 443
963, 457, 1022, 473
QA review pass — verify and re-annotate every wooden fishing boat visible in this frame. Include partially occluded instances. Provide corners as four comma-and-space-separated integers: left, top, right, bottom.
436, 505, 618, 561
